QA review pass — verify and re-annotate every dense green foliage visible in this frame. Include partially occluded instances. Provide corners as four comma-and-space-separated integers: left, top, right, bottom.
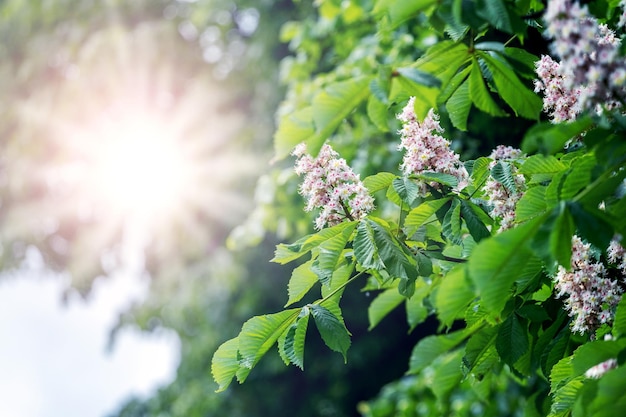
211, 0, 626, 416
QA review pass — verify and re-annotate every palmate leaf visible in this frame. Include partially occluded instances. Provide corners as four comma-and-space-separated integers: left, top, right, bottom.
560, 154, 595, 200
309, 76, 372, 156
519, 154, 567, 175
613, 296, 626, 338
521, 116, 594, 154
373, 0, 438, 27
467, 215, 545, 317
406, 279, 430, 331
211, 337, 241, 392
551, 376, 585, 416
396, 67, 442, 88
549, 203, 574, 268
237, 309, 301, 379
310, 303, 351, 361
321, 261, 353, 304
479, 52, 542, 120
368, 285, 405, 330
415, 41, 471, 85
586, 366, 626, 416
516, 186, 547, 222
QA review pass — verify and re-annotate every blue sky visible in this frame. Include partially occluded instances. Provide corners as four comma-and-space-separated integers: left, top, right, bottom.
0, 259, 179, 417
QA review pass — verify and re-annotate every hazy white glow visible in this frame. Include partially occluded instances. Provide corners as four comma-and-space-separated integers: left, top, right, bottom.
93, 115, 191, 219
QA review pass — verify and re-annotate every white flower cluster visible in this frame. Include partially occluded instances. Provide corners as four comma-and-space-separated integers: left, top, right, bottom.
554, 235, 624, 335
397, 98, 468, 196
608, 238, 626, 274
293, 143, 374, 230
534, 55, 584, 123
483, 146, 526, 232
543, 0, 626, 113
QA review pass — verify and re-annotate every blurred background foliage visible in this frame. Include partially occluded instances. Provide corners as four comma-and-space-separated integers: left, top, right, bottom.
1, 0, 544, 416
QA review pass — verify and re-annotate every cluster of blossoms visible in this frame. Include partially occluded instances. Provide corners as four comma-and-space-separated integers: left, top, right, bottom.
608, 238, 626, 274
554, 235, 624, 335
293, 143, 374, 230
397, 98, 468, 196
482, 146, 526, 232
534, 55, 584, 122
542, 0, 626, 114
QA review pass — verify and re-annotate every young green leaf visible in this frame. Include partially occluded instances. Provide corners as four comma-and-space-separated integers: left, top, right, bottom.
490, 161, 518, 193
313, 222, 357, 286
515, 186, 547, 222
396, 67, 442, 88
463, 325, 500, 379
211, 337, 241, 392
550, 203, 574, 268
442, 198, 463, 245
431, 349, 464, 402
393, 177, 420, 205
274, 107, 315, 160
367, 94, 390, 132
460, 200, 492, 243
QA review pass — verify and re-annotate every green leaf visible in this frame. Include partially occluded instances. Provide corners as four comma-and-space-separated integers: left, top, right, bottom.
519, 154, 567, 175
310, 303, 351, 361
431, 349, 464, 402
475, 0, 519, 33
393, 177, 420, 205
550, 203, 574, 268
211, 337, 241, 392
354, 219, 386, 270
434, 265, 475, 328
408, 330, 468, 374
321, 261, 353, 303
521, 116, 594, 154
463, 325, 500, 379
310, 76, 372, 155
480, 52, 542, 120
568, 202, 614, 250
274, 107, 315, 160
442, 198, 463, 245
415, 41, 471, 85
496, 313, 529, 366
587, 366, 626, 416
374, 0, 438, 27
237, 309, 301, 380
397, 67, 442, 88
446, 77, 471, 131
491, 161, 518, 193
613, 296, 626, 338
367, 286, 405, 330
460, 200, 492, 243
283, 308, 310, 370
406, 280, 430, 331
468, 215, 545, 317
313, 222, 357, 286
405, 198, 451, 232
363, 172, 396, 194
560, 154, 595, 200
469, 57, 507, 117
367, 94, 390, 132
286, 260, 319, 307
516, 186, 547, 222
551, 376, 585, 415
415, 172, 459, 187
